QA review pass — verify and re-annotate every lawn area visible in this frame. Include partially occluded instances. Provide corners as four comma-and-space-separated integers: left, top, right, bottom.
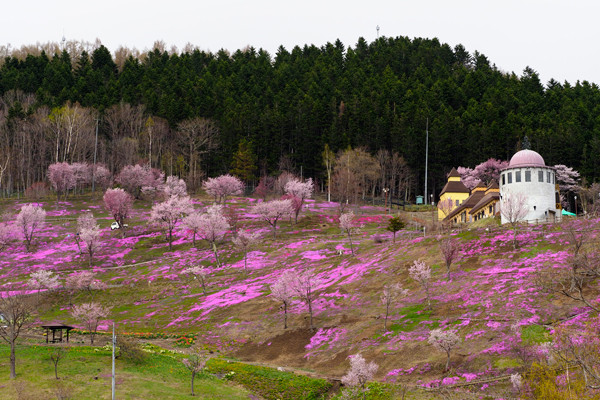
0, 344, 253, 399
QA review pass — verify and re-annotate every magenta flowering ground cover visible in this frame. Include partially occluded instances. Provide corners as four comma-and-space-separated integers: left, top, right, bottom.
2, 194, 598, 398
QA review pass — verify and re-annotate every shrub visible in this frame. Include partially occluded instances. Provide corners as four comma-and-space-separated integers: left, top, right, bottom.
117, 335, 148, 364
25, 182, 49, 200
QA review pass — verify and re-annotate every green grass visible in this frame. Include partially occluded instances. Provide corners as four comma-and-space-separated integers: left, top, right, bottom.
521, 325, 551, 344
387, 304, 436, 333
0, 344, 252, 399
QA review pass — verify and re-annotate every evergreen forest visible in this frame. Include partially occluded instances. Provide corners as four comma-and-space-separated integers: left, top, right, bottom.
1, 36, 599, 197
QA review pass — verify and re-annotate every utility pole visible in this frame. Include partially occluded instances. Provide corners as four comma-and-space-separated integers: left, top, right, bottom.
112, 323, 116, 400
424, 118, 429, 205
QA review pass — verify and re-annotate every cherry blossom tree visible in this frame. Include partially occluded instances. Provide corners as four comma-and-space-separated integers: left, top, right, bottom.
381, 283, 408, 331
428, 328, 460, 370
0, 293, 32, 378
78, 212, 100, 266
437, 198, 455, 223
182, 353, 208, 396
0, 223, 16, 251
340, 211, 360, 255
103, 188, 133, 237
16, 203, 46, 251
27, 270, 60, 298
116, 164, 163, 199
409, 260, 432, 309
284, 178, 314, 222
90, 164, 111, 192
48, 162, 75, 202
70, 302, 110, 344
150, 195, 194, 249
182, 212, 203, 246
553, 164, 580, 193
163, 175, 188, 198
202, 174, 244, 204
341, 354, 378, 392
270, 270, 297, 329
182, 266, 209, 295
500, 192, 529, 248
457, 159, 508, 190
71, 162, 90, 194
439, 238, 460, 280
65, 271, 106, 303
291, 270, 320, 330
252, 199, 293, 238
254, 176, 274, 200
232, 231, 261, 272
456, 166, 477, 191
195, 205, 230, 266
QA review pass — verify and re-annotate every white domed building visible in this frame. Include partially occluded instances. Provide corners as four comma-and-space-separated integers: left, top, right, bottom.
499, 149, 561, 224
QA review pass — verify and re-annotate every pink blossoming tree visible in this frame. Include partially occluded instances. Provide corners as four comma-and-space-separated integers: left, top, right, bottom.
70, 302, 110, 344
409, 260, 432, 309
284, 178, 314, 222
116, 164, 163, 199
270, 270, 297, 329
182, 212, 203, 246
16, 203, 46, 251
341, 353, 379, 392
232, 231, 261, 272
163, 175, 188, 198
47, 162, 75, 202
0, 223, 16, 251
78, 213, 100, 266
439, 238, 460, 280
381, 283, 408, 331
27, 270, 60, 302
182, 266, 209, 295
195, 205, 230, 266
252, 199, 293, 238
202, 174, 244, 204
291, 270, 320, 330
149, 195, 194, 249
340, 211, 360, 255
103, 188, 133, 237
182, 353, 208, 396
428, 328, 460, 371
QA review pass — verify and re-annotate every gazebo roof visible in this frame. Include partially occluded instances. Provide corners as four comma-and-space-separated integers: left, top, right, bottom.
41, 322, 75, 329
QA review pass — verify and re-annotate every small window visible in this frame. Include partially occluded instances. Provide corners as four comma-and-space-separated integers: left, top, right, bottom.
538, 170, 544, 182
455, 200, 459, 207
547, 171, 551, 183
515, 171, 521, 182
534, 205, 536, 210
552, 173, 555, 184
525, 170, 531, 182
502, 174, 505, 185
507, 172, 512, 184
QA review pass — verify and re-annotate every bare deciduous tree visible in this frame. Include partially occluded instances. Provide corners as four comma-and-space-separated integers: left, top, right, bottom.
0, 293, 33, 379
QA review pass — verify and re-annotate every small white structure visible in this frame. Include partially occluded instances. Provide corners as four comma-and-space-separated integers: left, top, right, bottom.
499, 149, 560, 224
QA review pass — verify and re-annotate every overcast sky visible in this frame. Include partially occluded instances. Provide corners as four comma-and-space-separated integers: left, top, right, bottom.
2, 0, 599, 85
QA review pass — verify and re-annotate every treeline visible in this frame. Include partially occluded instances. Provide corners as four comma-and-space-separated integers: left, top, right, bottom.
1, 36, 600, 198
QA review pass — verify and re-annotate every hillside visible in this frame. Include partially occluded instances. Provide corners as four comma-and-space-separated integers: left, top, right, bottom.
1, 193, 599, 398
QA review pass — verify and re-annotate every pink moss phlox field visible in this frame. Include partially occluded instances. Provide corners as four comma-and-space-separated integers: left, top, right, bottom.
304, 327, 347, 358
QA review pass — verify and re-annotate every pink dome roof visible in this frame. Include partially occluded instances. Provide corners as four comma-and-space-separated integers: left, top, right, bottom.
508, 149, 545, 168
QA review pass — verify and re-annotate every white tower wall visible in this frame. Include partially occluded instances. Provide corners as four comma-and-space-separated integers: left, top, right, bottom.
499, 167, 559, 224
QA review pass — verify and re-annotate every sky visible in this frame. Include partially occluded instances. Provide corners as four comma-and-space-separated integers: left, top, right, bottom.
2, 0, 600, 85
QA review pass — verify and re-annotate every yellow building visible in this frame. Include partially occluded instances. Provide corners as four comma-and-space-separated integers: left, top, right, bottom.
445, 181, 487, 224
437, 168, 470, 220
469, 180, 500, 221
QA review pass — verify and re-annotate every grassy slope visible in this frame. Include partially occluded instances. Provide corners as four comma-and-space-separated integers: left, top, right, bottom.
1, 194, 598, 399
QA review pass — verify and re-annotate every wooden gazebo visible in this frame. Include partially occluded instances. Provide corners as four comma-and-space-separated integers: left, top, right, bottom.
41, 322, 75, 344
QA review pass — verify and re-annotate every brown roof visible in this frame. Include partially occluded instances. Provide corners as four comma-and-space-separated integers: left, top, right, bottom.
486, 180, 499, 190
448, 168, 461, 178
444, 190, 486, 220
469, 192, 500, 215
439, 180, 470, 196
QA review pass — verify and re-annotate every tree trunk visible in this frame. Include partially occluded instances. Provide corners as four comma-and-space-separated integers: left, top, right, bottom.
191, 371, 196, 396
308, 300, 314, 330
284, 302, 288, 329
212, 242, 220, 267
9, 340, 16, 379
